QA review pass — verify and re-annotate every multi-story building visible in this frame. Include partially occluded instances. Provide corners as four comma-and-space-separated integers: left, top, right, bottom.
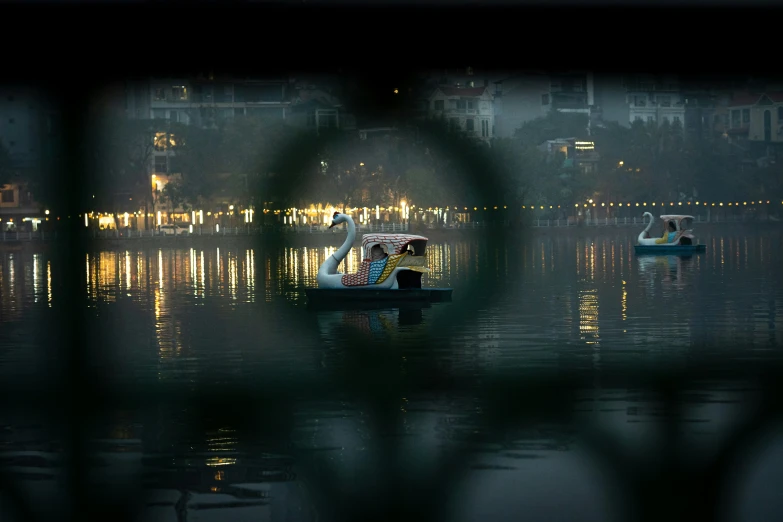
421, 69, 612, 139
419, 71, 736, 136
424, 83, 495, 141
548, 72, 594, 115
625, 75, 686, 127
539, 137, 599, 174
419, 69, 623, 139
726, 92, 783, 149
122, 76, 353, 221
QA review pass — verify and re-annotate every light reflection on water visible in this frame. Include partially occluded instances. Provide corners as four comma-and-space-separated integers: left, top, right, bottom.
0, 230, 781, 373
0, 227, 782, 521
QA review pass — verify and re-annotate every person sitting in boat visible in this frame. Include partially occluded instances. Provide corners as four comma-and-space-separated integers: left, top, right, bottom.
655, 220, 678, 244
370, 244, 388, 261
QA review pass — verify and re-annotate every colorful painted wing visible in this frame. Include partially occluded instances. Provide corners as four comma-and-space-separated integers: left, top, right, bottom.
341, 261, 372, 287
368, 258, 388, 284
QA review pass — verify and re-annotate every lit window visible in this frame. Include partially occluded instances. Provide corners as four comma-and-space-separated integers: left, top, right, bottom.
171, 86, 188, 101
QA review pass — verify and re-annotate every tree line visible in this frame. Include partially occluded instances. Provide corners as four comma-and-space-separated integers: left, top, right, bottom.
85, 108, 782, 228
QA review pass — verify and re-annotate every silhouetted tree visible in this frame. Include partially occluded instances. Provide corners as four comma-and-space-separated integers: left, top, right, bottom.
89, 116, 157, 228
168, 122, 225, 207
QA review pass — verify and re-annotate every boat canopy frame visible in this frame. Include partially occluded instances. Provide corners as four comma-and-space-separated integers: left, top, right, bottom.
659, 215, 696, 232
360, 233, 429, 260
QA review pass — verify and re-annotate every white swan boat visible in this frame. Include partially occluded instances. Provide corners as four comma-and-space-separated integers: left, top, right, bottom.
305, 212, 453, 305
634, 212, 706, 255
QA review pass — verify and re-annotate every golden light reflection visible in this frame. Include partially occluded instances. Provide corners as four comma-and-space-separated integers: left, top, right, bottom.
293, 247, 300, 284
610, 243, 616, 281
92, 252, 119, 303
621, 280, 627, 322
246, 249, 255, 302
125, 251, 131, 292
153, 249, 182, 379
33, 254, 39, 303
22, 255, 32, 300
579, 288, 600, 345
154, 284, 161, 321
200, 250, 205, 299
577, 242, 600, 348
265, 256, 272, 302
303, 247, 312, 282
189, 248, 197, 297
47, 260, 52, 307
205, 457, 237, 467
205, 428, 237, 467
137, 251, 144, 290
216, 247, 221, 293
9, 254, 15, 300
229, 253, 237, 300
346, 246, 354, 274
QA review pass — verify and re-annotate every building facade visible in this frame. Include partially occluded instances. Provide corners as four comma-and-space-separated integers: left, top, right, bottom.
424, 85, 495, 141
625, 75, 686, 127
539, 137, 599, 174
120, 76, 352, 224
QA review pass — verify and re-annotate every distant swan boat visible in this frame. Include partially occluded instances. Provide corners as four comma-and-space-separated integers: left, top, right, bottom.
634, 212, 706, 255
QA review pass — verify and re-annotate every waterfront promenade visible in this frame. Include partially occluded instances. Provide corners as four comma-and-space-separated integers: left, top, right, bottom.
1, 212, 779, 246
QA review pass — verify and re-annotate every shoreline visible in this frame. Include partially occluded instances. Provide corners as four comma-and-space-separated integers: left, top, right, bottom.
1, 220, 779, 252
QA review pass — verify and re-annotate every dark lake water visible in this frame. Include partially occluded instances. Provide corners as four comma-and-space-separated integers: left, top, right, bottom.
1, 225, 782, 522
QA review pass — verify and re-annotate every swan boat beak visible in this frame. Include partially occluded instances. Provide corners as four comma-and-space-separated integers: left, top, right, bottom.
328, 222, 336, 229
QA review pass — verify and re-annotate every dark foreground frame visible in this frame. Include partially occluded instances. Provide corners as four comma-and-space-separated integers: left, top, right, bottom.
1, 3, 782, 522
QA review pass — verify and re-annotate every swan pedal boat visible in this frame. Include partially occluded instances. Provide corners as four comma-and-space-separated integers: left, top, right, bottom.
306, 212, 453, 305
634, 213, 706, 255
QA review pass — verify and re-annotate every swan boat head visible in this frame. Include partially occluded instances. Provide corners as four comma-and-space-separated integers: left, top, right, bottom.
329, 211, 350, 228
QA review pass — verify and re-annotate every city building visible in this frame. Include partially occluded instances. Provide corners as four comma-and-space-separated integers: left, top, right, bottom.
118, 75, 354, 227
423, 83, 495, 142
539, 137, 599, 174
125, 76, 353, 177
625, 75, 686, 127
727, 92, 783, 144
419, 69, 613, 138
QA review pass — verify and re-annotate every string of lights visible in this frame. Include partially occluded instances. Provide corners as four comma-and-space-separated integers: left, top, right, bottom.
75, 200, 781, 228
